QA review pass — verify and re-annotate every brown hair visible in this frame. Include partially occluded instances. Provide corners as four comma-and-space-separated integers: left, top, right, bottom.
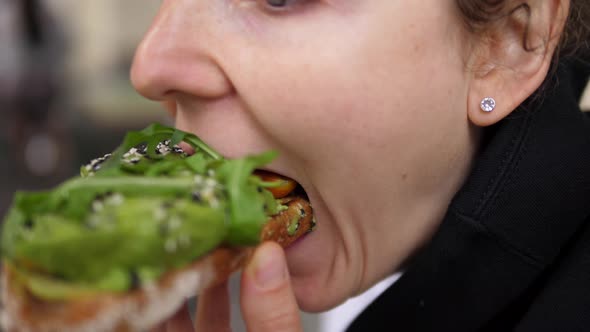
457, 0, 589, 104
457, 0, 590, 59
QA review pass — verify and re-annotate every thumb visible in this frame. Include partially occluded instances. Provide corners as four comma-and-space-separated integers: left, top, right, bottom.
240, 242, 302, 332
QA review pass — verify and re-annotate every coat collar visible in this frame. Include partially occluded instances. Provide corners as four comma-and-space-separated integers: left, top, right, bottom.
349, 61, 590, 331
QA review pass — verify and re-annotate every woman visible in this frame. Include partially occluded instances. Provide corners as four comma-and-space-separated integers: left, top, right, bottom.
130, 0, 590, 331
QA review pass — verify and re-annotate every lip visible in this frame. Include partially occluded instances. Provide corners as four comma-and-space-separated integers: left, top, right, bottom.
285, 227, 315, 250
178, 142, 196, 156
178, 133, 316, 232
180, 140, 306, 193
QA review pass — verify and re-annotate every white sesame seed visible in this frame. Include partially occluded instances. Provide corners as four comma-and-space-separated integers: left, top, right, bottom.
169, 217, 182, 230
87, 216, 101, 227
153, 208, 167, 221
108, 193, 124, 206
209, 198, 220, 208
201, 188, 215, 201
205, 178, 218, 188
92, 201, 104, 212
165, 239, 178, 253
179, 235, 191, 247
194, 175, 204, 185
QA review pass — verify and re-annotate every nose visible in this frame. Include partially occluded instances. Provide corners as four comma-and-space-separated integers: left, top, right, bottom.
131, 1, 233, 101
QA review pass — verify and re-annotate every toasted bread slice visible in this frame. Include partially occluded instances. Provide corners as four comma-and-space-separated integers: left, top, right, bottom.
1, 197, 313, 332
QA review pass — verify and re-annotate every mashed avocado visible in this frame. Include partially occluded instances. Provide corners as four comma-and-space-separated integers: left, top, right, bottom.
0, 124, 280, 300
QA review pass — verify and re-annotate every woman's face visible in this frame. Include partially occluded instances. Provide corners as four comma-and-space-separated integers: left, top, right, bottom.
132, 0, 478, 311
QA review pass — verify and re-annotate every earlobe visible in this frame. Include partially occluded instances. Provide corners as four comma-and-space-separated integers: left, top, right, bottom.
466, 0, 570, 127
467, 57, 547, 127
467, 62, 542, 127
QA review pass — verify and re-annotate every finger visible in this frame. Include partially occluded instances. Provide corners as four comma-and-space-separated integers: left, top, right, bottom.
240, 242, 302, 332
166, 303, 194, 332
194, 280, 231, 332
149, 323, 166, 332
149, 304, 193, 332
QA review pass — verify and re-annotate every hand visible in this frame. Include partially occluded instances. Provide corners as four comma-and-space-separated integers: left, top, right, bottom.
151, 241, 303, 332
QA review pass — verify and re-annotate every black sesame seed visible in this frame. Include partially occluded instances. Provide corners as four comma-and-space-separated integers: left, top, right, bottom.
129, 270, 141, 289
23, 219, 34, 229
90, 203, 101, 213
257, 187, 263, 193
135, 142, 148, 155
86, 153, 112, 172
263, 203, 268, 211
307, 218, 317, 233
299, 209, 306, 217
192, 192, 202, 202
155, 146, 163, 155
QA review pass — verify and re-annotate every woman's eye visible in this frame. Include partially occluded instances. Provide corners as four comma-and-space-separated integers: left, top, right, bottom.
261, 0, 301, 11
266, 0, 289, 7
253, 0, 314, 14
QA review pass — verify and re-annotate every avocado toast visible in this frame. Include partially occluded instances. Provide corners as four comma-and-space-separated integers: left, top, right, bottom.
0, 124, 314, 332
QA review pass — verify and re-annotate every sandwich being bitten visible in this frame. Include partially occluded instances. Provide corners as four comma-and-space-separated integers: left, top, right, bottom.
0, 124, 315, 332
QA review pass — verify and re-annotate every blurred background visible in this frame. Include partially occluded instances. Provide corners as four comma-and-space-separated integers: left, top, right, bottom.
0, 0, 168, 216
0, 1, 588, 331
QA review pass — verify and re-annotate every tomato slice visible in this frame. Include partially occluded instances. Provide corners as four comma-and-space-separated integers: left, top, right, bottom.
255, 171, 298, 198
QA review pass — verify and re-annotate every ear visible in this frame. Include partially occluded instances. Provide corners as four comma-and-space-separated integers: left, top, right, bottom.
467, 0, 571, 127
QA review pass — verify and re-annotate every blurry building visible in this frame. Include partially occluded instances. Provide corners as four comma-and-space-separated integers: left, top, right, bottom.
46, 0, 165, 127
0, 0, 166, 214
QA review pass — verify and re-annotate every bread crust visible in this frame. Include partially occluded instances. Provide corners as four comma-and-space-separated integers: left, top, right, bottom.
1, 196, 313, 332
1, 247, 251, 332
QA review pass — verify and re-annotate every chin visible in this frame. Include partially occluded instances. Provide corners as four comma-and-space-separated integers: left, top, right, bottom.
289, 260, 349, 313
284, 207, 351, 312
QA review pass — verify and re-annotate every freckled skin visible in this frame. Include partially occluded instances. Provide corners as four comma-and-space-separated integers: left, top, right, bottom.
132, 0, 480, 311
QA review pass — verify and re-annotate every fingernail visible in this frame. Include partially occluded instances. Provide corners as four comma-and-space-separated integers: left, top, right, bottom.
252, 244, 286, 291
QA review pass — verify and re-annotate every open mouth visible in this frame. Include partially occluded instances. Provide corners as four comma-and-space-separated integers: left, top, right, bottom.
180, 141, 316, 247
180, 140, 310, 200
253, 170, 309, 201
254, 170, 316, 248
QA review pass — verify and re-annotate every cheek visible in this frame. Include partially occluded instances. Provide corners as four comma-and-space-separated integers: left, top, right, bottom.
217, 1, 470, 309
235, 48, 465, 168
226, 4, 467, 163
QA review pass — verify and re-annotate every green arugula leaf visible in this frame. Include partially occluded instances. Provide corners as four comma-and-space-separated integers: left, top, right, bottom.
215, 151, 278, 245
1, 124, 280, 299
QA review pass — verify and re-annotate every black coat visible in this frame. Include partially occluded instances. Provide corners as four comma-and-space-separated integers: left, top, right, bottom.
348, 60, 590, 332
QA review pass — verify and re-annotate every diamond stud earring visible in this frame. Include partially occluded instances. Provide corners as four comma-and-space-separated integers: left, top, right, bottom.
480, 97, 496, 112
